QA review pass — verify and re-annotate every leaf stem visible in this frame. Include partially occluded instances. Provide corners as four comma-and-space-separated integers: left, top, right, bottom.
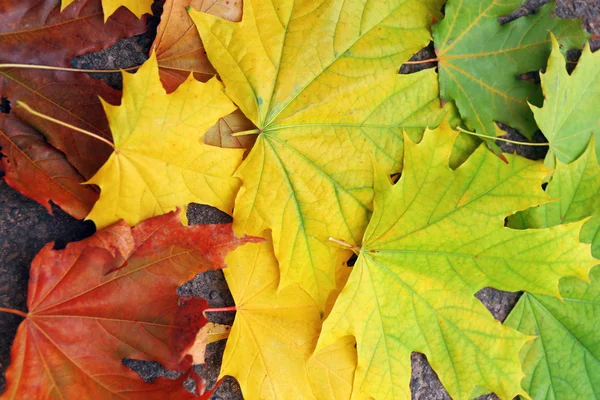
457, 127, 549, 147
0, 63, 140, 74
0, 307, 27, 318
329, 237, 361, 252
17, 101, 115, 150
403, 58, 439, 65
232, 129, 261, 137
203, 306, 237, 318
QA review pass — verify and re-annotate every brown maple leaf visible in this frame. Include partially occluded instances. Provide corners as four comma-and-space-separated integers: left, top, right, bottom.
0, 115, 99, 219
152, 0, 242, 93
0, 0, 145, 187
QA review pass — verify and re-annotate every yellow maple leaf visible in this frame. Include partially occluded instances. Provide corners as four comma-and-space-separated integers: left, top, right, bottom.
221, 236, 322, 400
61, 0, 153, 21
86, 54, 244, 229
307, 336, 358, 400
190, 0, 449, 310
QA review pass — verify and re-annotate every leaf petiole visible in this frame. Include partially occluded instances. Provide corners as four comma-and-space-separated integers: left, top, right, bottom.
402, 58, 439, 65
203, 306, 237, 318
17, 101, 115, 150
0, 307, 27, 318
329, 237, 361, 253
0, 63, 140, 74
457, 126, 549, 147
232, 129, 261, 137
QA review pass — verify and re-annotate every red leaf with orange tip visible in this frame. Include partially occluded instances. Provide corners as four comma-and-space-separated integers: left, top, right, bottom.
0, 114, 99, 219
0, 0, 146, 179
1, 210, 258, 400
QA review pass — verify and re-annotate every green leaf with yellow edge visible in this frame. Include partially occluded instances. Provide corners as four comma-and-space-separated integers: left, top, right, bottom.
532, 37, 600, 165
505, 139, 600, 399
317, 122, 597, 399
190, 0, 449, 310
505, 266, 600, 400
434, 0, 589, 141
61, 0, 153, 21
86, 54, 244, 229
220, 236, 321, 400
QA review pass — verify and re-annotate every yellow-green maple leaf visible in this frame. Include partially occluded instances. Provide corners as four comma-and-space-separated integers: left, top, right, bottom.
221, 236, 321, 400
532, 37, 600, 165
61, 0, 153, 21
317, 123, 596, 399
190, 0, 448, 309
86, 54, 244, 229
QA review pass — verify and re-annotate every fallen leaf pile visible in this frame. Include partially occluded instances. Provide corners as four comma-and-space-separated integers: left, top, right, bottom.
0, 0, 598, 399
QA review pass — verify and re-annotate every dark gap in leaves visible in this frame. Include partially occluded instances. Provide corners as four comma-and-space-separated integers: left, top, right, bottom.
566, 48, 583, 74
0, 97, 10, 114
194, 341, 230, 392
410, 352, 451, 400
178, 270, 235, 325
475, 287, 523, 323
495, 122, 549, 161
148, 0, 165, 42
517, 70, 541, 84
122, 359, 181, 383
498, 0, 546, 25
183, 376, 197, 394
400, 42, 437, 75
49, 202, 96, 250
411, 352, 502, 399
70, 0, 163, 90
346, 253, 358, 266
390, 172, 401, 184
187, 203, 232, 225
542, 182, 548, 190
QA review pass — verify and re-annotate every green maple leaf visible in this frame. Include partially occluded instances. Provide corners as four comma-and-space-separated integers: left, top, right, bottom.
316, 123, 596, 399
532, 37, 600, 164
509, 138, 600, 256
434, 0, 589, 141
505, 139, 600, 398
189, 0, 449, 309
505, 267, 600, 400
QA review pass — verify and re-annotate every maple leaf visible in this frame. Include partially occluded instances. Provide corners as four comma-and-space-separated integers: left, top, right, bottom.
151, 0, 256, 153
316, 123, 596, 399
509, 138, 600, 257
0, 0, 145, 180
84, 53, 245, 229
434, 0, 589, 141
1, 210, 254, 399
190, 0, 449, 309
220, 236, 322, 399
505, 139, 600, 398
532, 37, 600, 164
61, 0, 152, 21
153, 0, 242, 93
0, 115, 99, 219
307, 336, 357, 400
203, 109, 257, 153
505, 267, 600, 399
